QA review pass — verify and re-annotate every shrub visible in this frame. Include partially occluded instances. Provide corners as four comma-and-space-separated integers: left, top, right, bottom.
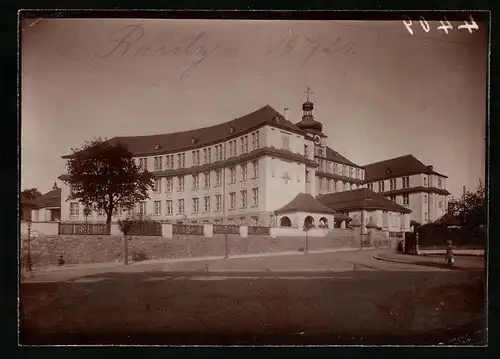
132, 250, 148, 262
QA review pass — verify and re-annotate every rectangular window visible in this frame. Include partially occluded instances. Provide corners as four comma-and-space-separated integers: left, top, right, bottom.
389, 195, 396, 202
191, 150, 200, 166
228, 140, 237, 157
318, 148, 323, 157
192, 198, 199, 213
423, 176, 428, 187
402, 176, 409, 188
390, 179, 396, 191
305, 170, 310, 183
241, 190, 247, 208
228, 218, 235, 225
166, 200, 173, 215
378, 181, 385, 192
153, 178, 162, 193
349, 167, 353, 178
70, 203, 79, 217
342, 165, 346, 176
240, 137, 246, 154
204, 172, 210, 189
154, 156, 162, 171
240, 217, 246, 225
177, 199, 185, 214
403, 194, 409, 206
438, 178, 442, 188
229, 192, 236, 209
177, 176, 185, 191
138, 157, 148, 171
214, 219, 221, 225
424, 194, 428, 204
154, 200, 161, 215
241, 163, 247, 181
367, 183, 373, 191
203, 149, 208, 164
304, 144, 308, 158
356, 168, 360, 179
177, 153, 185, 168
281, 133, 290, 150
252, 160, 259, 178
165, 177, 173, 192
192, 174, 199, 190
215, 169, 222, 186
215, 194, 222, 211
139, 202, 146, 215
230, 166, 236, 183
252, 188, 259, 206
215, 144, 223, 161
204, 196, 211, 212
165, 155, 174, 170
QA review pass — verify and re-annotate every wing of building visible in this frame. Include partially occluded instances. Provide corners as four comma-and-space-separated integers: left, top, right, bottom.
57, 93, 449, 229
362, 155, 450, 225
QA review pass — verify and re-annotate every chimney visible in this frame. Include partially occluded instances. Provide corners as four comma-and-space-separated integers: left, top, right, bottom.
427, 165, 433, 171
52, 182, 58, 190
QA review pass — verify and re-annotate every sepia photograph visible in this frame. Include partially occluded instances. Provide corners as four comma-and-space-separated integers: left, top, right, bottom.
19, 11, 488, 346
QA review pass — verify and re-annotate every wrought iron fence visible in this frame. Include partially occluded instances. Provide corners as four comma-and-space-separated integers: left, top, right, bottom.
247, 226, 271, 235
172, 224, 204, 236
124, 220, 162, 236
389, 231, 404, 238
213, 224, 240, 235
58, 223, 110, 235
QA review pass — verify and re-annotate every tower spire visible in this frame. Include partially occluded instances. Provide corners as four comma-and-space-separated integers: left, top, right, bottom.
304, 86, 313, 102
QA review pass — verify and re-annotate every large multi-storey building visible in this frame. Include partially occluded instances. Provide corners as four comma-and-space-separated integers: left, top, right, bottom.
58, 92, 449, 227
363, 155, 450, 225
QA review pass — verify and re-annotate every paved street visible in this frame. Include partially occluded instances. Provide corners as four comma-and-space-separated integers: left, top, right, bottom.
20, 250, 486, 345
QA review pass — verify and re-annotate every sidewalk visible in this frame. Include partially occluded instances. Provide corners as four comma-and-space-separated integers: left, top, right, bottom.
373, 252, 485, 271
418, 249, 484, 256
21, 247, 380, 282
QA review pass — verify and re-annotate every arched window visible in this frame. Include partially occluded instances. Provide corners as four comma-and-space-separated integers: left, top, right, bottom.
280, 216, 292, 227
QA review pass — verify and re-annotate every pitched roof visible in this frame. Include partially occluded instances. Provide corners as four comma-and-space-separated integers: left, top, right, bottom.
317, 188, 412, 213
20, 194, 37, 207
32, 188, 61, 209
363, 155, 447, 182
324, 146, 360, 167
275, 193, 336, 215
64, 106, 304, 158
434, 213, 461, 226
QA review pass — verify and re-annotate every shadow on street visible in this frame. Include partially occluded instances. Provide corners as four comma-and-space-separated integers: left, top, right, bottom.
20, 268, 486, 346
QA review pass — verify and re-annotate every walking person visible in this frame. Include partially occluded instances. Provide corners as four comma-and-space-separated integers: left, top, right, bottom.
445, 240, 455, 266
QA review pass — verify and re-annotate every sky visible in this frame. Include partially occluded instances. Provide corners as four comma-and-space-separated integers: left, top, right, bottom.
20, 17, 487, 198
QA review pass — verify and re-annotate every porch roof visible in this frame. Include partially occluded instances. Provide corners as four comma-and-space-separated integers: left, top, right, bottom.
275, 193, 336, 215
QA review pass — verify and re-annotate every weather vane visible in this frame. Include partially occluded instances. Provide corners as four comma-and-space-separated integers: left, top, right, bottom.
304, 86, 313, 102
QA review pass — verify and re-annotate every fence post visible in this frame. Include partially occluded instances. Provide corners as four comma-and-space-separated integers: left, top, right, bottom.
26, 221, 32, 272
225, 230, 228, 259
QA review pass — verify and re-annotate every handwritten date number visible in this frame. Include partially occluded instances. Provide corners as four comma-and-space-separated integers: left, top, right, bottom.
403, 15, 479, 35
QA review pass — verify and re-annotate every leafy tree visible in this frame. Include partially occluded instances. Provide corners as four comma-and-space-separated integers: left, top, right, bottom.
62, 138, 155, 225
22, 188, 42, 200
447, 180, 486, 228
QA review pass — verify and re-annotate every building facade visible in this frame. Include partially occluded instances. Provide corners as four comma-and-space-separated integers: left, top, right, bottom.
58, 93, 449, 229
363, 155, 450, 225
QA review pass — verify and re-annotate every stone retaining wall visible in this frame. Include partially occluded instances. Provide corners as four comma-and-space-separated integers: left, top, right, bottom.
21, 229, 395, 268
